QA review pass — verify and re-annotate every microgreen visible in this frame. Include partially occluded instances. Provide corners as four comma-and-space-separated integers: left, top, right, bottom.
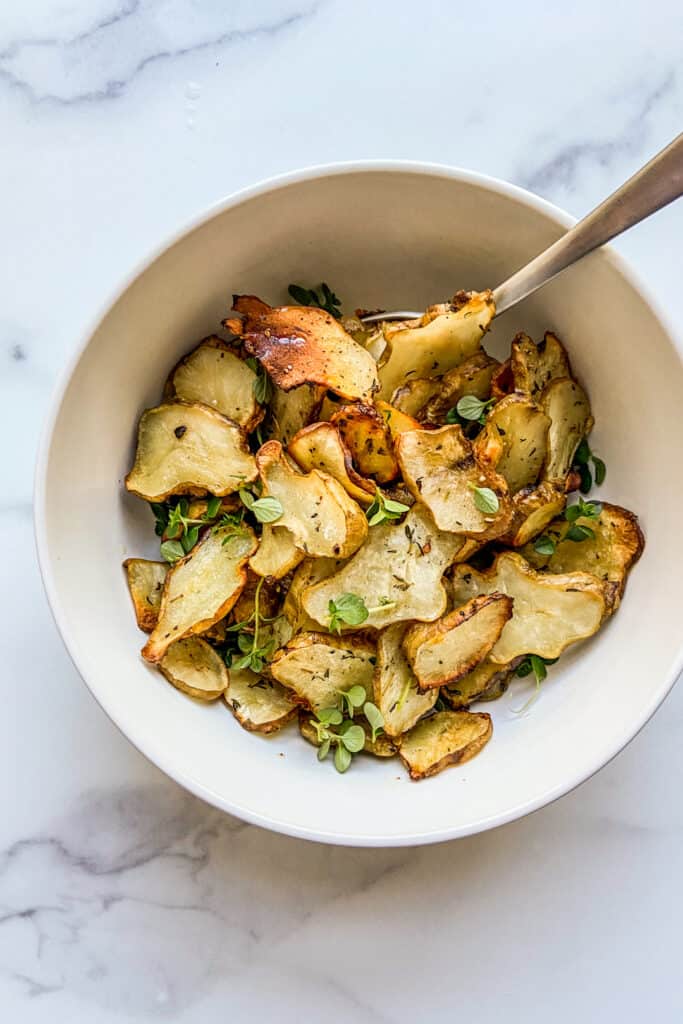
470, 485, 500, 515
512, 654, 559, 713
159, 540, 186, 564
327, 594, 369, 633
572, 438, 607, 494
453, 394, 496, 425
565, 498, 602, 523
288, 282, 343, 320
366, 489, 410, 527
565, 523, 596, 542
533, 534, 556, 557
245, 357, 274, 405
311, 690, 385, 773
239, 488, 284, 524
155, 496, 224, 561
222, 577, 279, 672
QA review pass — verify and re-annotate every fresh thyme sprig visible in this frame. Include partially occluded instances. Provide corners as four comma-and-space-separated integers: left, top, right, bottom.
311, 687, 385, 773
534, 498, 603, 556
288, 282, 343, 319
239, 488, 284, 524
572, 438, 606, 494
245, 357, 273, 405
155, 495, 223, 563
366, 489, 410, 527
222, 577, 280, 672
327, 594, 397, 634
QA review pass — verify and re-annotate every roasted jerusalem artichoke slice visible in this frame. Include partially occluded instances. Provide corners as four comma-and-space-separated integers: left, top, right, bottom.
224, 669, 298, 733
474, 394, 551, 494
397, 710, 493, 780
270, 382, 325, 447
511, 331, 571, 396
402, 594, 514, 690
540, 378, 593, 480
373, 624, 438, 738
243, 305, 379, 400
269, 632, 376, 712
396, 425, 512, 538
256, 440, 368, 558
249, 525, 304, 579
441, 658, 515, 709
125, 403, 257, 502
288, 421, 376, 506
123, 558, 168, 632
499, 481, 567, 547
159, 636, 228, 700
378, 290, 495, 400
519, 502, 644, 613
331, 403, 399, 483
282, 557, 345, 634
142, 524, 257, 662
418, 352, 500, 425
165, 337, 263, 430
451, 552, 605, 664
391, 378, 438, 417
302, 504, 464, 631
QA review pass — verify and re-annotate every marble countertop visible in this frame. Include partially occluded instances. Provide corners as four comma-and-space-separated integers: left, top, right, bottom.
3, 1, 683, 1020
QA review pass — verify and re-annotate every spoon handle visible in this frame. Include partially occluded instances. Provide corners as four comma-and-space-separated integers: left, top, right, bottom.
492, 133, 683, 316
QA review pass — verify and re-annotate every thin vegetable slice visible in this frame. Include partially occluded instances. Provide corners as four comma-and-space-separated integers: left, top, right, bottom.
159, 636, 228, 700
225, 669, 298, 733
474, 394, 550, 494
373, 624, 438, 738
166, 336, 262, 430
397, 710, 493, 780
123, 558, 168, 632
288, 421, 376, 506
269, 632, 376, 712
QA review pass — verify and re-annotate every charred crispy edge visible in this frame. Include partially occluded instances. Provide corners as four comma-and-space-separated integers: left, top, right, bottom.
331, 401, 399, 483
249, 525, 306, 580
397, 712, 493, 780
141, 528, 257, 663
124, 402, 257, 502
441, 664, 513, 709
158, 638, 228, 701
473, 392, 551, 481
221, 316, 244, 336
403, 593, 514, 690
497, 481, 567, 547
163, 336, 264, 433
418, 352, 499, 424
490, 357, 514, 399
225, 688, 299, 735
287, 421, 376, 497
232, 294, 272, 324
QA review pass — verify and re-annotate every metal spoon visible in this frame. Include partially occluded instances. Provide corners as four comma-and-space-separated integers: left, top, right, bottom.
361, 133, 683, 324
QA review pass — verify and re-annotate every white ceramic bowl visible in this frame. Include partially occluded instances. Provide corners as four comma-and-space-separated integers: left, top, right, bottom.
36, 162, 683, 846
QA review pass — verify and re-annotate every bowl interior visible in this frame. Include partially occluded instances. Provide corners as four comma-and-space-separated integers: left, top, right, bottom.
38, 166, 683, 845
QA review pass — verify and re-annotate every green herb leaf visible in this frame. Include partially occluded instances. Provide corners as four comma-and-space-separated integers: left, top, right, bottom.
565, 523, 596, 543
317, 707, 343, 727
340, 724, 365, 753
578, 464, 593, 494
328, 593, 369, 634
533, 535, 556, 557
573, 438, 591, 466
363, 701, 384, 743
366, 489, 410, 527
334, 743, 352, 773
471, 486, 499, 515
565, 498, 602, 522
317, 737, 331, 761
288, 282, 343, 319
205, 496, 222, 519
159, 540, 185, 564
592, 456, 606, 486
239, 489, 283, 524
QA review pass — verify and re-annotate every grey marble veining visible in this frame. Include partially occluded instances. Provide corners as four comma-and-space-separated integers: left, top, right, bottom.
2, 1, 683, 1020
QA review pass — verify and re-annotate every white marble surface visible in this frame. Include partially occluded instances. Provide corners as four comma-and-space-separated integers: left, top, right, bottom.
2, 1, 683, 1019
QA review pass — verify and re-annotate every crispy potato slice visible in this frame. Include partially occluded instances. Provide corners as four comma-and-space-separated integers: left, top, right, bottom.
302, 504, 463, 631
249, 524, 305, 579
298, 712, 395, 758
331, 403, 399, 484
397, 710, 493, 779
125, 403, 257, 502
396, 425, 512, 538
441, 658, 514, 709
224, 668, 298, 733
159, 636, 228, 700
403, 594, 513, 690
378, 290, 495, 400
142, 525, 257, 662
269, 632, 376, 712
511, 331, 571, 396
499, 481, 567, 547
519, 502, 644, 613
270, 382, 325, 447
391, 378, 438, 416
165, 337, 262, 431
474, 395, 551, 494
288, 422, 376, 506
256, 440, 368, 558
123, 558, 168, 632
540, 378, 594, 480
451, 551, 605, 664
243, 306, 379, 400
373, 624, 438, 738
419, 353, 499, 424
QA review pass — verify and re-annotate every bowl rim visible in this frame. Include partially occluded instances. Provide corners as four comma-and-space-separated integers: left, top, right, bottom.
34, 159, 683, 846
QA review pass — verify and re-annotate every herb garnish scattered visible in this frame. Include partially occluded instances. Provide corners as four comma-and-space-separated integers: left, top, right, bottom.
222, 577, 280, 672
327, 594, 397, 634
366, 489, 410, 526
572, 438, 606, 494
245, 357, 274, 405
452, 394, 496, 425
239, 488, 284, 524
154, 496, 223, 563
512, 654, 559, 712
310, 687, 385, 772
288, 282, 343, 320
534, 498, 602, 555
